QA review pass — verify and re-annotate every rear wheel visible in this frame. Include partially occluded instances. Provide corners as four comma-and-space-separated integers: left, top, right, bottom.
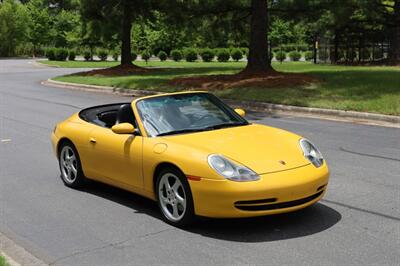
59, 142, 85, 188
156, 167, 195, 227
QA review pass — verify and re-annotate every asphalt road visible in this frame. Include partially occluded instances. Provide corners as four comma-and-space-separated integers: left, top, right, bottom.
0, 59, 399, 266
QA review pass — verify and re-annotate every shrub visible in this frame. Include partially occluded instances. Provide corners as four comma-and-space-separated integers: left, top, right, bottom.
231, 48, 243, 61
54, 48, 68, 61
275, 51, 286, 62
289, 50, 301, 61
184, 49, 197, 62
304, 51, 313, 61
112, 51, 119, 61
200, 48, 214, 62
217, 49, 230, 62
157, 50, 168, 61
45, 48, 56, 61
131, 52, 137, 61
68, 50, 76, 61
141, 51, 151, 62
83, 50, 92, 61
97, 49, 108, 61
318, 49, 329, 61
15, 43, 34, 57
171, 50, 183, 61
34, 46, 45, 57
372, 49, 384, 60
345, 50, 357, 61
360, 49, 371, 61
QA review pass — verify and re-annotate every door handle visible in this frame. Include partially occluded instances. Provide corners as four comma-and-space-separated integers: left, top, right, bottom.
89, 137, 97, 144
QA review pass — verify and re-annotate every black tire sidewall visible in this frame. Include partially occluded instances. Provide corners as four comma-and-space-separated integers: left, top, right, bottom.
155, 167, 195, 227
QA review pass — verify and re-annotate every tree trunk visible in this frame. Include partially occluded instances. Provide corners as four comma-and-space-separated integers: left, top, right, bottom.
120, 0, 133, 66
389, 0, 400, 63
313, 37, 317, 64
242, 0, 274, 74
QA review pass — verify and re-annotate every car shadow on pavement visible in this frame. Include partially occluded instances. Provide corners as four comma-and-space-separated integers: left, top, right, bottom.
80, 180, 341, 243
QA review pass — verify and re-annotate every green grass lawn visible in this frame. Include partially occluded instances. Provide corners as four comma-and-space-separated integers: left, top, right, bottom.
0, 255, 10, 266
47, 60, 400, 115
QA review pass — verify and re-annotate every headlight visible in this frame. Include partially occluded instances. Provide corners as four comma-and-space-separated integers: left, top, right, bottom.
207, 154, 260, 182
299, 138, 324, 167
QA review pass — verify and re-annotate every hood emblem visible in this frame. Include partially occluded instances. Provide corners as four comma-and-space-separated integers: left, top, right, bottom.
279, 160, 286, 165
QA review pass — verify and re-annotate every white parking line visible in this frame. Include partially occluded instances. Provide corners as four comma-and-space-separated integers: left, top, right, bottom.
1, 139, 11, 142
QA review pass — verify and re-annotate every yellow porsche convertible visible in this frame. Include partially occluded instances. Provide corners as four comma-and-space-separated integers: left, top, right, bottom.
52, 91, 329, 226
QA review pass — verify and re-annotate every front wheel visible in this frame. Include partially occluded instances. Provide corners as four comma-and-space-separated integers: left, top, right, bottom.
156, 167, 195, 227
58, 142, 85, 188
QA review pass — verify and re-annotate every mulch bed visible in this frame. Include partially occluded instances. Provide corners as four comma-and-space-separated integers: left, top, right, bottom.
75, 64, 154, 76
169, 72, 319, 90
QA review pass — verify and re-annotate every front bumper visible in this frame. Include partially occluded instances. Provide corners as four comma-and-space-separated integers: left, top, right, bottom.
189, 163, 329, 218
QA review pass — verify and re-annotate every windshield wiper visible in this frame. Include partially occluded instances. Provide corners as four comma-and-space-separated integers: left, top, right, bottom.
201, 122, 248, 130
156, 128, 208, 136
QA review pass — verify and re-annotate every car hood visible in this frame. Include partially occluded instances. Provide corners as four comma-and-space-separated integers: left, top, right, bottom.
162, 124, 310, 174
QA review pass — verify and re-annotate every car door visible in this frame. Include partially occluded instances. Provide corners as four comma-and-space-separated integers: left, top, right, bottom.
86, 126, 143, 189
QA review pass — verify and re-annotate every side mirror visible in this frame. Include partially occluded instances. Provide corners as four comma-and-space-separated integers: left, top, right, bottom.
234, 108, 246, 117
112, 123, 136, 134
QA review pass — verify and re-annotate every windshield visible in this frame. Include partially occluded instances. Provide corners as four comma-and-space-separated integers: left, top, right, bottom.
136, 93, 249, 137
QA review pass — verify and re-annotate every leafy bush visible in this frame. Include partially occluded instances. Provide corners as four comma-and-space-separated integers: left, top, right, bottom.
97, 49, 108, 61
289, 50, 301, 61
318, 49, 329, 61
45, 48, 56, 60
34, 46, 45, 57
345, 50, 357, 61
304, 51, 313, 61
372, 49, 384, 60
171, 50, 183, 61
231, 48, 243, 61
54, 48, 68, 61
15, 43, 34, 57
184, 49, 197, 62
68, 50, 76, 61
131, 52, 137, 61
275, 51, 286, 62
112, 51, 119, 61
217, 49, 230, 62
141, 51, 151, 62
157, 50, 167, 61
83, 50, 92, 61
200, 48, 214, 62
360, 49, 371, 60
241, 47, 249, 57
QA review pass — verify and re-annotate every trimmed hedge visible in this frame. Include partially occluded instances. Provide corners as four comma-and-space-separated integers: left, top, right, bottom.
200, 48, 214, 62
289, 50, 301, 61
184, 49, 197, 62
54, 48, 68, 61
141, 51, 151, 62
112, 51, 119, 61
97, 49, 108, 61
275, 51, 286, 62
68, 50, 76, 61
217, 49, 230, 62
171, 49, 183, 61
83, 50, 92, 61
231, 48, 243, 61
157, 50, 167, 61
305, 51, 313, 61
45, 48, 56, 61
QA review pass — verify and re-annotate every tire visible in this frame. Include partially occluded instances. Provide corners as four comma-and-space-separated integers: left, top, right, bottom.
58, 141, 86, 188
155, 167, 195, 227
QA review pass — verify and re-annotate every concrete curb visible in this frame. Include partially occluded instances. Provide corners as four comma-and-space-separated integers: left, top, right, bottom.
43, 79, 400, 127
0, 232, 47, 266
